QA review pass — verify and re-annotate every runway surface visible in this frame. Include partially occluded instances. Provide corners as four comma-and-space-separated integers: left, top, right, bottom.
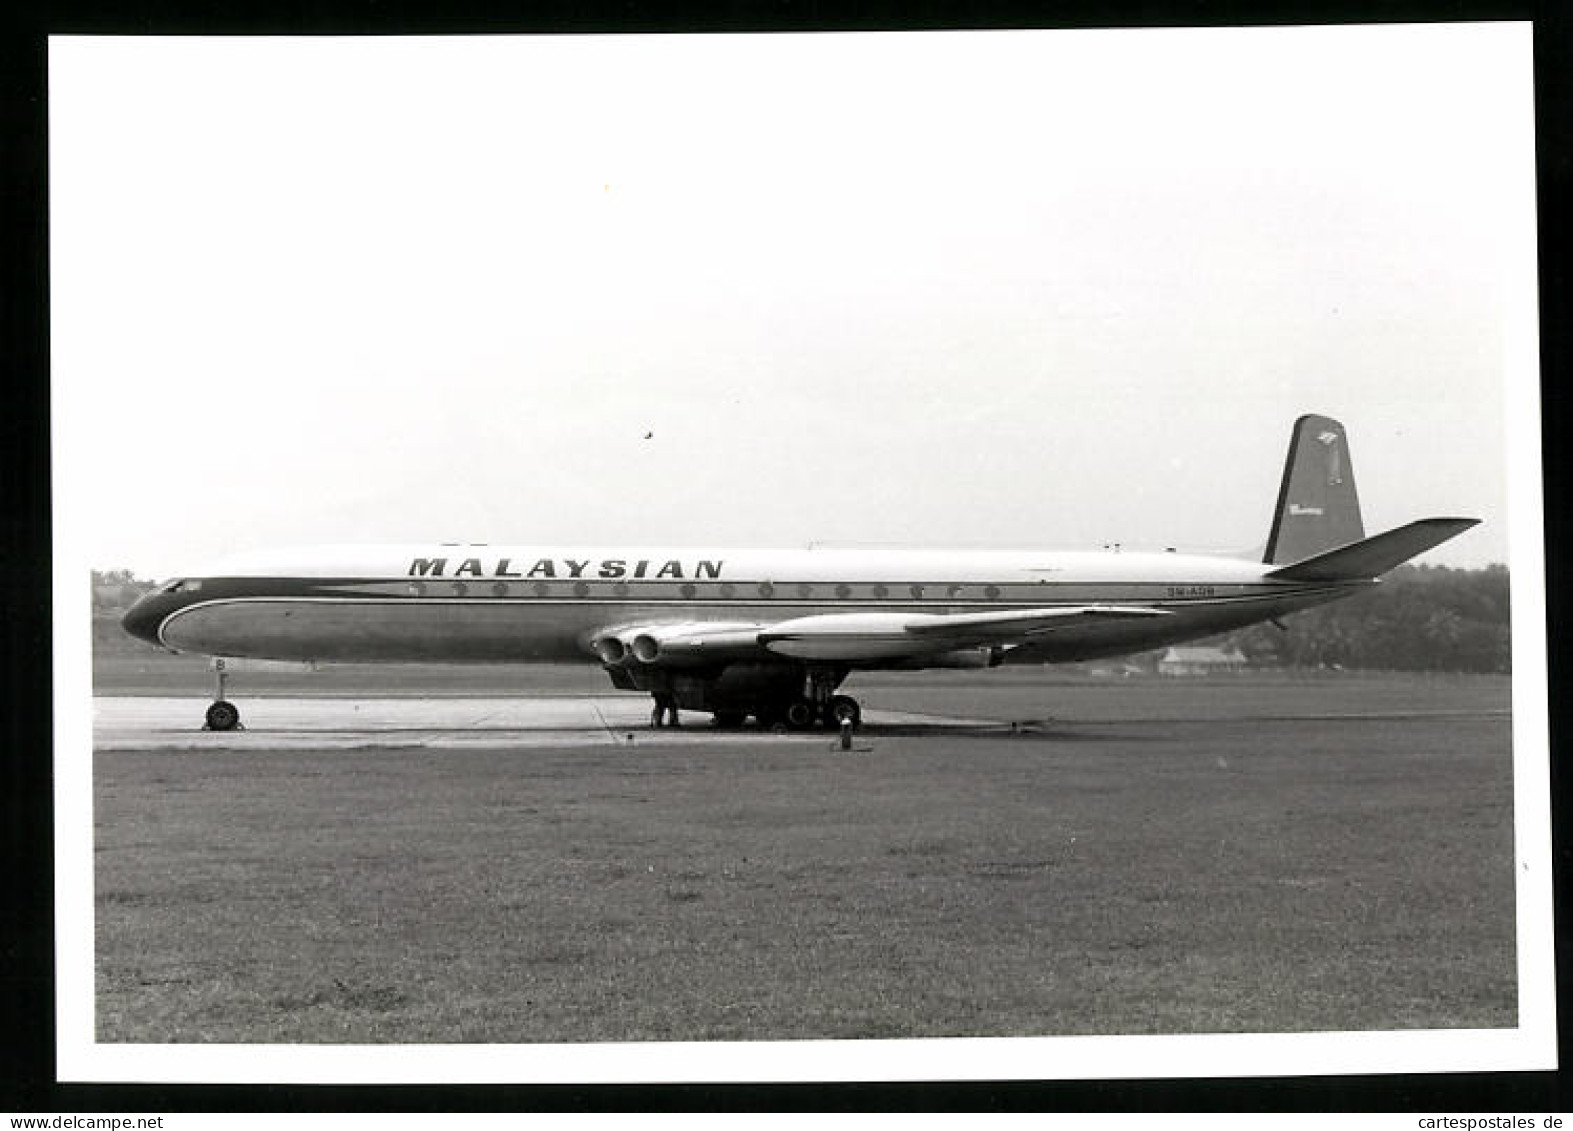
91, 695, 1000, 750
88, 674, 1520, 1044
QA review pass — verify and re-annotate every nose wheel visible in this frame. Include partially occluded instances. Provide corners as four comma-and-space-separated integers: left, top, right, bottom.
203, 659, 243, 731
205, 700, 241, 731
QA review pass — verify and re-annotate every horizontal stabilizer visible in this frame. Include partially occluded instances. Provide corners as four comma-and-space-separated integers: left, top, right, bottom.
1264, 518, 1479, 581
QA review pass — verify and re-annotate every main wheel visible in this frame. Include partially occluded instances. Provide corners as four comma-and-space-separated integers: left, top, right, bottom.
827, 695, 862, 730
784, 700, 817, 730
205, 700, 240, 731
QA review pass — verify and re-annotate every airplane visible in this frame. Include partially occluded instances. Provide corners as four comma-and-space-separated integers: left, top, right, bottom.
121, 414, 1478, 733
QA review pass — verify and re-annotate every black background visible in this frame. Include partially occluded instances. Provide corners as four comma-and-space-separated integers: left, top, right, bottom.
3, 0, 1568, 1113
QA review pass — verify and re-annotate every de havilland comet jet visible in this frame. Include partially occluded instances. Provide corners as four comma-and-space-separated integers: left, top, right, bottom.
122, 415, 1477, 733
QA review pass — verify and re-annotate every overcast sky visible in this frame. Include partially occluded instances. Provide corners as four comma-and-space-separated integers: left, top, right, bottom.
50, 26, 1536, 578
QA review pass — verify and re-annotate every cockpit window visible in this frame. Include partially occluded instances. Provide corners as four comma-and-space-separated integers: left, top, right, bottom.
159, 579, 203, 594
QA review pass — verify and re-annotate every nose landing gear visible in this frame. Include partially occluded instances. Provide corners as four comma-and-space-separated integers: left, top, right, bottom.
204, 659, 243, 731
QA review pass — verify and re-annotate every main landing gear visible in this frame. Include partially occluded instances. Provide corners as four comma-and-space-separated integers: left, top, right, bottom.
775, 669, 862, 731
653, 693, 861, 731
777, 694, 861, 731
204, 659, 243, 731
640, 665, 861, 733
827, 694, 862, 729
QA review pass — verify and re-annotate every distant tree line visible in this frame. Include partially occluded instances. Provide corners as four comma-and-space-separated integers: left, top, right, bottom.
91, 568, 156, 613
1213, 563, 1511, 674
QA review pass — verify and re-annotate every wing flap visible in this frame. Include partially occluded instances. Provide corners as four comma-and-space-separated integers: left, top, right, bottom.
759, 606, 1169, 660
903, 604, 1171, 638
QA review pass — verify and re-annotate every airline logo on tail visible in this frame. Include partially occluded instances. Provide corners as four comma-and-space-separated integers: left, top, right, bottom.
1316, 429, 1344, 484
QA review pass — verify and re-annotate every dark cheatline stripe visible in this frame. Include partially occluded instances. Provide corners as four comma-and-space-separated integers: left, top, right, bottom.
170, 575, 1349, 602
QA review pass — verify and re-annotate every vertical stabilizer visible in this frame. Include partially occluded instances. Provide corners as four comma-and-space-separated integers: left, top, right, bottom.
1263, 414, 1365, 564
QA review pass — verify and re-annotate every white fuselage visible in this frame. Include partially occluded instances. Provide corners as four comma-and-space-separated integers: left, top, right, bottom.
128, 543, 1365, 666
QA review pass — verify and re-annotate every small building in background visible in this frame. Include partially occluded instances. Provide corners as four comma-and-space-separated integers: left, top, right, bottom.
1087, 662, 1147, 678
1157, 645, 1248, 676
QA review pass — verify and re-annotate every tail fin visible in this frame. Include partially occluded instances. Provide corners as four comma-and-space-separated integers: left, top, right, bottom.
1263, 414, 1365, 564
1265, 517, 1480, 581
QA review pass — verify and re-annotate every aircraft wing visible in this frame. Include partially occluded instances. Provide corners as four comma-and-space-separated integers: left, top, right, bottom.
758, 605, 1169, 661
595, 606, 1168, 666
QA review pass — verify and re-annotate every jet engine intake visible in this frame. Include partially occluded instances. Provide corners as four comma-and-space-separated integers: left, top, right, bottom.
593, 635, 631, 664
630, 633, 665, 664
630, 626, 763, 666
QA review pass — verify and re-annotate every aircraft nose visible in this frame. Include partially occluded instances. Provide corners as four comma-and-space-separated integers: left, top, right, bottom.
120, 593, 169, 648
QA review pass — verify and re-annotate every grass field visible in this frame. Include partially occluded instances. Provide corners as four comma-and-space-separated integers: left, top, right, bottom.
92, 656, 1517, 1044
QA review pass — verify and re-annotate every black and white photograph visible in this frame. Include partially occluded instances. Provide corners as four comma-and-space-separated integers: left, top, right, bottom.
48, 24, 1551, 1086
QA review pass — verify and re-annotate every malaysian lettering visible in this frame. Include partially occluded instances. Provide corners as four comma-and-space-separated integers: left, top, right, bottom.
405, 555, 727, 582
